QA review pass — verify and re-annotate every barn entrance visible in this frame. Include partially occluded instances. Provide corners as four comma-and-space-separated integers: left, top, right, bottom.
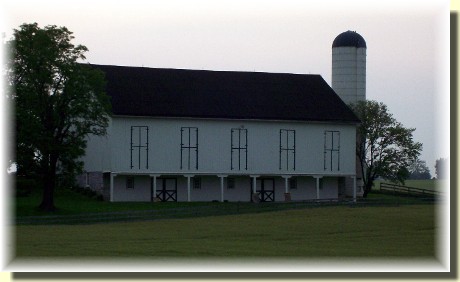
251, 178, 275, 202
155, 178, 177, 202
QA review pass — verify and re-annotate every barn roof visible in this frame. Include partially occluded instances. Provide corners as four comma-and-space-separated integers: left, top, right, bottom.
90, 64, 360, 123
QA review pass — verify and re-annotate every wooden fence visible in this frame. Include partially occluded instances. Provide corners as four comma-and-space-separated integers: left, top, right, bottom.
380, 183, 441, 197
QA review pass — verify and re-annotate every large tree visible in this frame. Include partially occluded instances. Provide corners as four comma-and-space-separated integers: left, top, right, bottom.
6, 23, 111, 211
350, 100, 422, 197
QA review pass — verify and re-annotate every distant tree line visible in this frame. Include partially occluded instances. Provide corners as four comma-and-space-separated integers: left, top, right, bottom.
407, 159, 431, 180
435, 158, 448, 180
405, 158, 448, 180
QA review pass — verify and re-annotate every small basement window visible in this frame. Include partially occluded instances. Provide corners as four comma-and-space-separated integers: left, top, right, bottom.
227, 178, 235, 189
193, 177, 201, 190
126, 177, 134, 189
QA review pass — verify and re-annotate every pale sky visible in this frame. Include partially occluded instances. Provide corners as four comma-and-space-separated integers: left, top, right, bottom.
0, 0, 450, 174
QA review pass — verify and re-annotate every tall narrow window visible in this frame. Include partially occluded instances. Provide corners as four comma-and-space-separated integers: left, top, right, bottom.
324, 131, 340, 171
280, 129, 296, 170
231, 128, 248, 170
130, 126, 149, 169
180, 127, 199, 170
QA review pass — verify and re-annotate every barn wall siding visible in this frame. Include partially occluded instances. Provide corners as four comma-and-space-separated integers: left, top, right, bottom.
81, 117, 357, 202
104, 117, 356, 175
319, 177, 339, 199
112, 175, 151, 202
80, 119, 112, 172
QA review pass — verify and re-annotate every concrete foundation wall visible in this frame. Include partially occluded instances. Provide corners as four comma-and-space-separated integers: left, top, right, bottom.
112, 175, 152, 202
108, 175, 342, 202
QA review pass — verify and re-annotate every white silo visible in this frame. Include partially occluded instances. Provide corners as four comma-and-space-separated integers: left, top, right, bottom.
332, 30, 367, 199
332, 30, 367, 104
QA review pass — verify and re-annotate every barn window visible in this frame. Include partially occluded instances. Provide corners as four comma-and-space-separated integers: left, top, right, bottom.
126, 177, 134, 189
279, 129, 296, 170
180, 127, 199, 170
231, 128, 248, 170
289, 177, 297, 190
193, 177, 201, 190
324, 131, 340, 171
130, 126, 149, 169
227, 177, 235, 189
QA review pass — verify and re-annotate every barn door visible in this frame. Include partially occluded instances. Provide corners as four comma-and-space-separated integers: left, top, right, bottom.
251, 178, 275, 202
156, 178, 177, 202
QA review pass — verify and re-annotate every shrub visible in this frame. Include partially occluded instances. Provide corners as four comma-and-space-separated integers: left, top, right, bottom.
83, 188, 96, 197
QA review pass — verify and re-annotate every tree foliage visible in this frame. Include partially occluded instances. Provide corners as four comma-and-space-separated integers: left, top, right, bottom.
6, 23, 111, 211
350, 100, 422, 197
435, 158, 448, 180
407, 159, 431, 180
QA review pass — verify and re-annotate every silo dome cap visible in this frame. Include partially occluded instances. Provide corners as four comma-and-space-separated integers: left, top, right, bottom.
332, 30, 367, 48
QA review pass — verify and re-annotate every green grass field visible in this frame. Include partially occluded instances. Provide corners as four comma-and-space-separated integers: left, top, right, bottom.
14, 204, 436, 258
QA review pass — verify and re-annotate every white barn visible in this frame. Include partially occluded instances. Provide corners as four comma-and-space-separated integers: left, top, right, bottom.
78, 31, 367, 203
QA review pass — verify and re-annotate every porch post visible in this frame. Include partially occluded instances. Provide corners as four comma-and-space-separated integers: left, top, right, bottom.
110, 173, 116, 202
150, 174, 160, 202
250, 175, 260, 203
352, 176, 357, 203
284, 176, 289, 193
153, 175, 156, 202
282, 175, 291, 202
219, 175, 227, 202
186, 176, 192, 202
315, 176, 321, 200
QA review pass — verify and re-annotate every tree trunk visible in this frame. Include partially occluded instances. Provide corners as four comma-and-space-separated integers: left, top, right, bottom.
362, 188, 369, 198
39, 154, 58, 212
362, 181, 373, 198
39, 175, 56, 212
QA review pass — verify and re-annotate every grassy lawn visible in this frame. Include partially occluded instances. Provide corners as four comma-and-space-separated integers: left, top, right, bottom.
12, 180, 439, 258
14, 204, 436, 258
15, 187, 225, 217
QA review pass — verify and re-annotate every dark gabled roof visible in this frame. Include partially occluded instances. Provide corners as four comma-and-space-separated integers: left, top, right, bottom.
90, 64, 360, 123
